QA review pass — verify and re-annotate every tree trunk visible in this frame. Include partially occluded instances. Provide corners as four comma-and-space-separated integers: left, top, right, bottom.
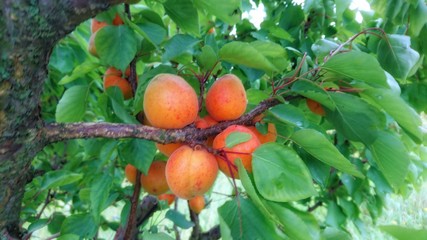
0, 0, 121, 238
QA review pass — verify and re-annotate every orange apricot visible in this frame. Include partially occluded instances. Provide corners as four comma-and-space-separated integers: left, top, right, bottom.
166, 145, 218, 200
248, 123, 277, 144
158, 193, 176, 205
125, 164, 137, 184
205, 74, 247, 121
143, 74, 199, 129
104, 67, 133, 99
112, 13, 124, 25
306, 98, 325, 116
91, 19, 108, 33
212, 125, 261, 179
156, 142, 184, 157
195, 115, 218, 146
88, 32, 98, 57
189, 195, 205, 214
140, 161, 169, 196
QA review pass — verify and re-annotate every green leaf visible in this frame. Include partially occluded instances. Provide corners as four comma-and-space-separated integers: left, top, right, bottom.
269, 104, 308, 128
322, 51, 387, 87
252, 143, 316, 202
368, 131, 410, 188
218, 196, 282, 240
90, 173, 113, 223
311, 39, 340, 59
164, 0, 199, 35
325, 201, 346, 228
236, 159, 271, 217
377, 34, 420, 80
246, 89, 270, 105
408, 1, 427, 36
322, 227, 351, 240
28, 218, 49, 234
291, 129, 364, 178
380, 225, 427, 240
267, 203, 315, 240
106, 88, 139, 124
142, 232, 175, 240
58, 61, 100, 85
162, 34, 200, 62
326, 92, 386, 145
40, 170, 83, 191
219, 41, 287, 73
165, 209, 194, 229
61, 213, 98, 238
225, 132, 252, 148
96, 25, 138, 71
56, 85, 90, 122
291, 80, 336, 110
197, 45, 218, 72
137, 22, 167, 45
57, 234, 80, 240
361, 88, 423, 143
194, 0, 241, 25
48, 213, 66, 234
119, 139, 156, 175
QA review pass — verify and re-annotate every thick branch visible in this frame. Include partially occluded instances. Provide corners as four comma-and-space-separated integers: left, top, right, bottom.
38, 0, 125, 37
43, 98, 281, 144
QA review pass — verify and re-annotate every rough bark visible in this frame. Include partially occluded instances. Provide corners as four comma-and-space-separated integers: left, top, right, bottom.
0, 0, 123, 238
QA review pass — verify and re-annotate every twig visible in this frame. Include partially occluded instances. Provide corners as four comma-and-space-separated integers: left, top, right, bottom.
173, 199, 181, 240
124, 171, 142, 240
189, 203, 201, 240
308, 201, 322, 212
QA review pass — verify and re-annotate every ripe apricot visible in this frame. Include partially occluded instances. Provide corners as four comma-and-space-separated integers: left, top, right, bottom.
306, 98, 325, 116
88, 32, 98, 57
189, 195, 205, 214
143, 74, 198, 129
195, 115, 218, 146
156, 142, 184, 157
103, 67, 133, 99
212, 125, 261, 179
206, 74, 247, 121
248, 115, 277, 144
112, 13, 124, 25
166, 145, 218, 199
125, 164, 137, 184
140, 161, 169, 195
158, 193, 176, 205
248, 123, 277, 144
91, 19, 108, 33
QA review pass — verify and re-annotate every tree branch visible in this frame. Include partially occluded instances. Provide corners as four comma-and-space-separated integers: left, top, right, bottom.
43, 98, 281, 144
38, 0, 125, 37
124, 171, 142, 240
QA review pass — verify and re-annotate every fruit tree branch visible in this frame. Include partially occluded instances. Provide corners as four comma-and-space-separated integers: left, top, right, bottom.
43, 97, 283, 144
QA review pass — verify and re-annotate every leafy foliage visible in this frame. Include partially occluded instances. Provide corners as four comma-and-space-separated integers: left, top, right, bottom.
29, 0, 427, 239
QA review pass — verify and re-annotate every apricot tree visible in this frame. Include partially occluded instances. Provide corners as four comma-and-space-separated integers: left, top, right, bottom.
1, 0, 427, 239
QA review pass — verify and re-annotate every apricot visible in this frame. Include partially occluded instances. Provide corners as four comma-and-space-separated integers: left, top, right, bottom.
189, 195, 205, 214
248, 115, 277, 144
306, 98, 325, 116
143, 74, 198, 129
158, 193, 176, 205
212, 125, 261, 179
91, 19, 108, 33
156, 142, 184, 157
103, 67, 133, 99
125, 164, 137, 184
140, 161, 169, 195
166, 145, 218, 199
195, 115, 218, 129
195, 115, 218, 146
248, 123, 277, 144
206, 74, 247, 121
112, 13, 124, 25
136, 112, 152, 126
88, 32, 98, 57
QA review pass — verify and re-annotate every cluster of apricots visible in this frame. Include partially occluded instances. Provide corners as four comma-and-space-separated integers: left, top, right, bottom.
123, 73, 278, 212
88, 16, 136, 100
